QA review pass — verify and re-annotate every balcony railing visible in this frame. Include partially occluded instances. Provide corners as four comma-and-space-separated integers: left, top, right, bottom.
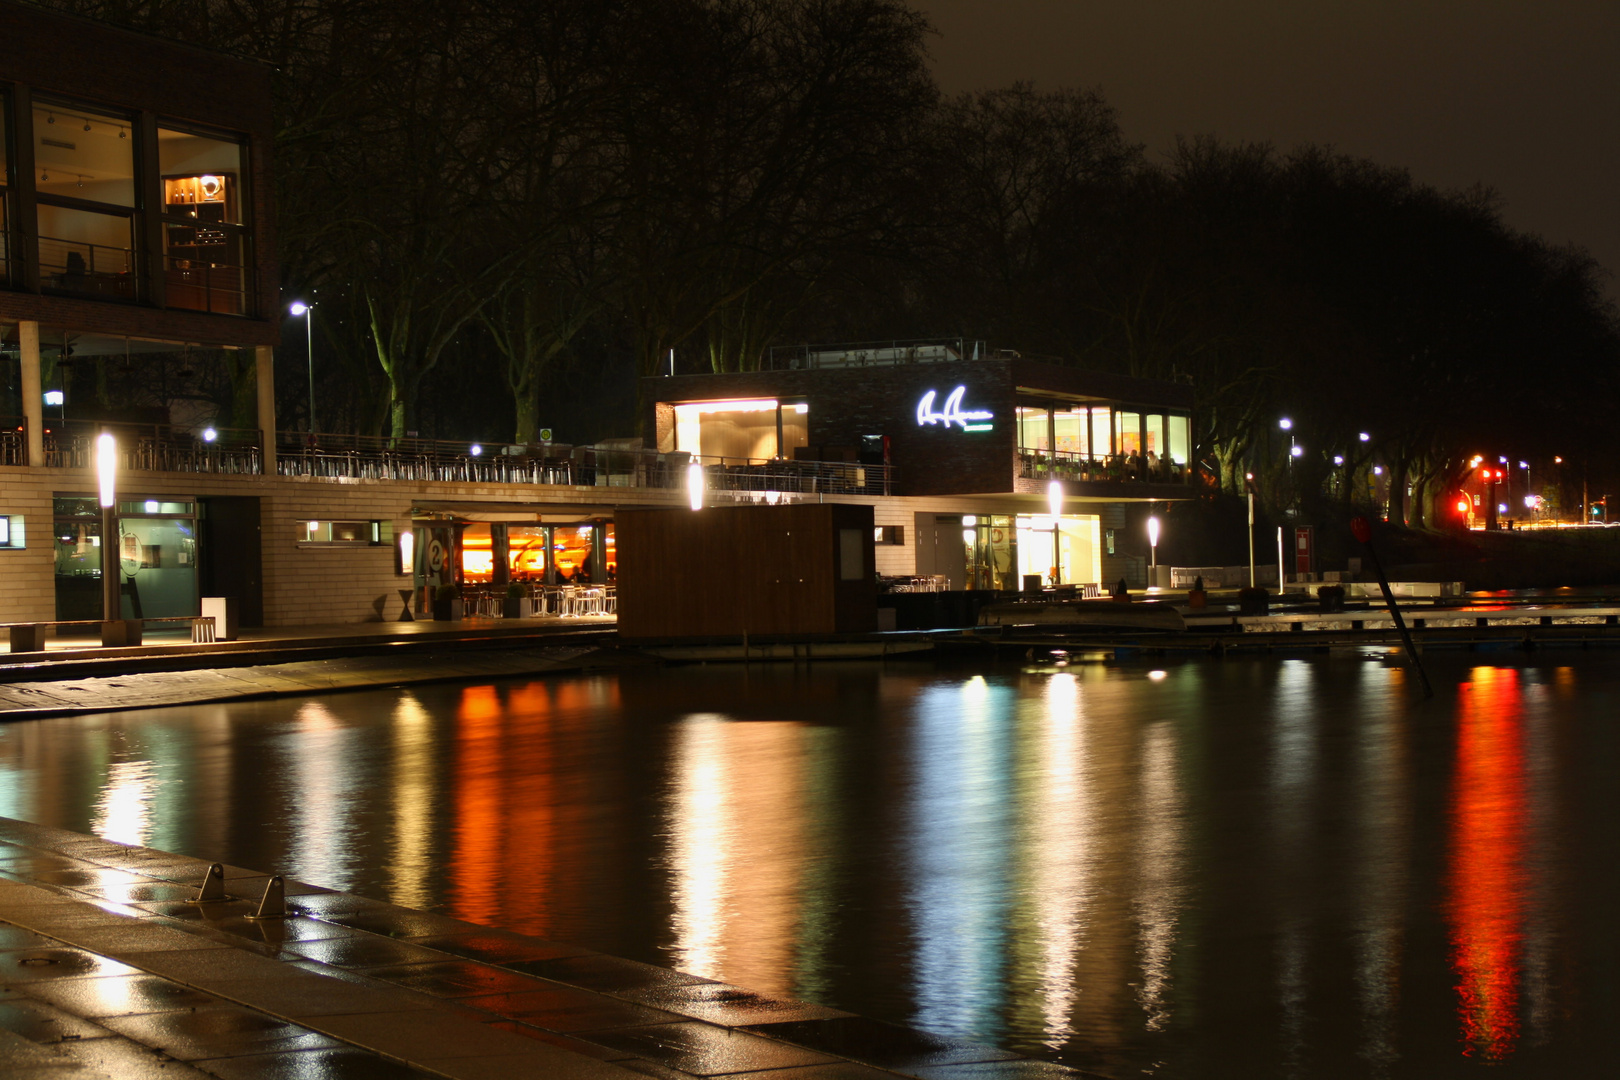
39, 234, 138, 301
1, 421, 891, 496
1018, 447, 1192, 486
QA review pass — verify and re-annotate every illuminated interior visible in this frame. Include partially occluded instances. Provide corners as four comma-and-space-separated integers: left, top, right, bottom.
674, 399, 809, 462
457, 523, 615, 584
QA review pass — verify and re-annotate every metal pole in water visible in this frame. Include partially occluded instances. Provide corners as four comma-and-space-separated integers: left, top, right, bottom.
1351, 516, 1432, 699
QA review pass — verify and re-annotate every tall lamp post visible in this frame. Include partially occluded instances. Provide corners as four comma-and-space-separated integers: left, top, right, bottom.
1047, 480, 1063, 585
1147, 513, 1160, 590
289, 301, 315, 435
96, 432, 124, 644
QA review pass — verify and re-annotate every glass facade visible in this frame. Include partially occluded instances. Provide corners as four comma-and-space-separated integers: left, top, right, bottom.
159, 124, 249, 313
961, 512, 1103, 590
52, 495, 197, 620
0, 96, 252, 314
674, 399, 808, 461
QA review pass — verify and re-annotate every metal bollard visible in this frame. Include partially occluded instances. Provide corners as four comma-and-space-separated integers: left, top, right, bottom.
187, 863, 228, 904
246, 875, 287, 920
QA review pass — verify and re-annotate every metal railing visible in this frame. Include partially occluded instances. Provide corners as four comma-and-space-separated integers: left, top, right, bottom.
274, 434, 891, 496
1018, 447, 1191, 486
38, 422, 262, 474
39, 233, 138, 300
2, 421, 892, 496
163, 253, 247, 315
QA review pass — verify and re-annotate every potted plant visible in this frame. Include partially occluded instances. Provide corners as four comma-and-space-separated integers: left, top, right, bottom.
1187, 575, 1208, 609
433, 584, 462, 621
503, 583, 530, 619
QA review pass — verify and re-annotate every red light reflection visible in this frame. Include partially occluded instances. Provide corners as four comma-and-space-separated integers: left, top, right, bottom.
1446, 667, 1528, 1061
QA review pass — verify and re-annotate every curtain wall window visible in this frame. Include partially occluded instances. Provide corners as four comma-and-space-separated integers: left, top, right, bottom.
32, 97, 139, 300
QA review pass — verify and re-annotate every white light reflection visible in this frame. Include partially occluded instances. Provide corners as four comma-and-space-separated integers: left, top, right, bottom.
285, 702, 363, 891
1351, 659, 1410, 1071
907, 676, 1011, 1035
665, 712, 810, 994
1269, 660, 1320, 1064
91, 760, 157, 847
1027, 672, 1090, 1046
389, 693, 435, 908
1133, 720, 1185, 1031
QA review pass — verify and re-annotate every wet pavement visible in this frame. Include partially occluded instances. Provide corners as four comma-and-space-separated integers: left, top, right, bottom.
0, 816, 1098, 1080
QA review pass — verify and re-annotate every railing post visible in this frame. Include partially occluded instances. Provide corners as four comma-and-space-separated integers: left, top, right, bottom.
19, 321, 43, 467
255, 346, 276, 476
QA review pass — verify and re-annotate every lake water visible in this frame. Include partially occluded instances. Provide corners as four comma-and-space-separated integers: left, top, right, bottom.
2, 653, 1616, 1079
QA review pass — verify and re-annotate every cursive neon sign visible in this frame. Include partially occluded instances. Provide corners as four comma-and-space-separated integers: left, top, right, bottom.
916, 386, 994, 432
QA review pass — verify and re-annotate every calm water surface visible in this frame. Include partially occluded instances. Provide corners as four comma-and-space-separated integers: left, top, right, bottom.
2, 654, 1617, 1079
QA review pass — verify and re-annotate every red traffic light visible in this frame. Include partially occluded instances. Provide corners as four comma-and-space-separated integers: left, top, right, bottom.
1456, 498, 1470, 514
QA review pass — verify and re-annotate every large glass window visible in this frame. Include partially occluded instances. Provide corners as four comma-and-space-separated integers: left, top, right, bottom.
1016, 406, 1049, 452
1168, 414, 1191, 466
34, 98, 139, 301
673, 399, 803, 461
1090, 407, 1112, 458
159, 124, 250, 314
1053, 407, 1089, 456
1114, 410, 1142, 456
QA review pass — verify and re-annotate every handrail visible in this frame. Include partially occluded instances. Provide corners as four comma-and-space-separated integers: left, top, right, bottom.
3, 421, 893, 496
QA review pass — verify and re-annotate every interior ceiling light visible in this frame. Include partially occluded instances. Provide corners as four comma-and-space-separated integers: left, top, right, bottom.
83, 119, 91, 131
118, 126, 127, 139
46, 111, 55, 124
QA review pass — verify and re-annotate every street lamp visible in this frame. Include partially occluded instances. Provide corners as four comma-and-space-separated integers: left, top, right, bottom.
289, 301, 315, 435
1147, 514, 1160, 589
1048, 479, 1063, 585
96, 432, 120, 633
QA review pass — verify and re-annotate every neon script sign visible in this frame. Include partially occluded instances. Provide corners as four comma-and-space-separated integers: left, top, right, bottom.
916, 386, 994, 432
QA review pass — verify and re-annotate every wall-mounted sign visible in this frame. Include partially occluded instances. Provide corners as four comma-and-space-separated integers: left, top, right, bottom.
916, 386, 994, 432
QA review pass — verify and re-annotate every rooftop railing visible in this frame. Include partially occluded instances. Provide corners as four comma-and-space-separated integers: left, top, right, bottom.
1, 420, 891, 496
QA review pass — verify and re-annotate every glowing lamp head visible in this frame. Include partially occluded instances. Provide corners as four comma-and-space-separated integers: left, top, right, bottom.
686, 461, 705, 511
95, 432, 117, 508
1359, 432, 1371, 443
469, 444, 482, 457
1147, 515, 1160, 548
1333, 455, 1343, 466
1278, 417, 1292, 431
289, 301, 309, 317
1519, 461, 1529, 470
1290, 445, 1303, 458
202, 427, 218, 443
1047, 479, 1063, 519
43, 390, 64, 407
1457, 499, 1470, 514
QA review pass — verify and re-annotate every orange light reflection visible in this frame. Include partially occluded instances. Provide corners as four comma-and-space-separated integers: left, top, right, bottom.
1446, 666, 1528, 1061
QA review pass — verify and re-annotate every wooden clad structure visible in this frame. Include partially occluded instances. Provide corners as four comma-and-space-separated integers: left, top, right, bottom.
616, 503, 877, 640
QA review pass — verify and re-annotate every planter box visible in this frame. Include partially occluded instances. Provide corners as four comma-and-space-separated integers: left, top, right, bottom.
433, 598, 463, 621
502, 597, 536, 619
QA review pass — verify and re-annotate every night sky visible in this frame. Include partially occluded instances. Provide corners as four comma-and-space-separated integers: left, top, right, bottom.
921, 1, 1620, 298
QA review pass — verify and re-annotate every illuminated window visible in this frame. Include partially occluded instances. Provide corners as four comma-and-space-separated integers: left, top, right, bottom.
1167, 415, 1191, 465
672, 399, 807, 461
1016, 406, 1049, 451
34, 97, 140, 301
0, 514, 22, 548
302, 520, 385, 544
159, 123, 251, 314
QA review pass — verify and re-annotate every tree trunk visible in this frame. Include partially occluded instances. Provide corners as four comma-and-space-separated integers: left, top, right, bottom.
1386, 459, 1408, 525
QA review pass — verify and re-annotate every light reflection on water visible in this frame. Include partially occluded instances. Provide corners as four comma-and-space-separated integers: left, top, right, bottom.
2, 654, 1617, 1079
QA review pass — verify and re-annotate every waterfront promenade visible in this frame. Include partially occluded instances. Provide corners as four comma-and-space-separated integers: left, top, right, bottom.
0, 817, 1088, 1080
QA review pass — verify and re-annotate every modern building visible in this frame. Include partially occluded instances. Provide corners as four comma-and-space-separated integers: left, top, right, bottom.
647, 342, 1197, 591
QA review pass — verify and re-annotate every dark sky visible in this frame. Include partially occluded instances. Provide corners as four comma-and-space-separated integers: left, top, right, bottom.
919, 1, 1620, 297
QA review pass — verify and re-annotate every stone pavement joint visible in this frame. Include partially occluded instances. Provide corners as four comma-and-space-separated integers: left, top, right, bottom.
0, 816, 1108, 1080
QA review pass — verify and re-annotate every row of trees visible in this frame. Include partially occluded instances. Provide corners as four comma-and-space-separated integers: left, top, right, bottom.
41, 0, 1620, 527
